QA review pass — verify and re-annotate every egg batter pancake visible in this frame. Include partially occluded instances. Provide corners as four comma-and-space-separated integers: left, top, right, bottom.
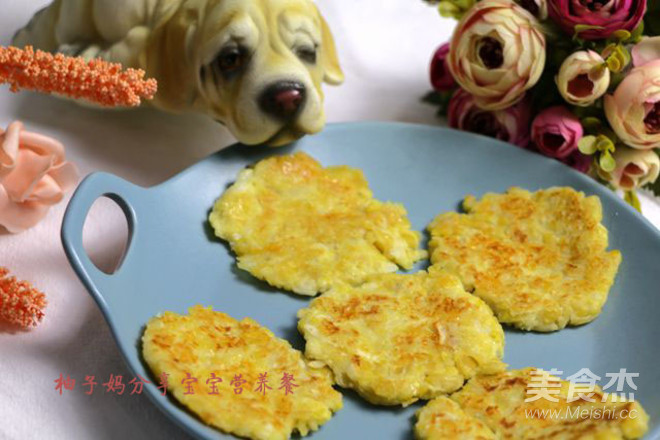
414, 396, 497, 439
142, 305, 342, 440
428, 187, 621, 332
422, 368, 648, 440
208, 152, 426, 296
297, 269, 506, 406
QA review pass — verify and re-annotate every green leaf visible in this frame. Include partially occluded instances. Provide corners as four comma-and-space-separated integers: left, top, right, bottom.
645, 177, 660, 196
422, 90, 454, 117
422, 90, 443, 105
630, 21, 644, 43
437, 0, 475, 19
602, 43, 616, 57
621, 45, 632, 66
574, 24, 605, 39
624, 190, 642, 212
438, 2, 461, 18
578, 136, 598, 154
609, 71, 626, 90
596, 135, 615, 153
455, 0, 474, 9
599, 151, 616, 172
581, 117, 602, 132
612, 30, 631, 41
606, 56, 621, 72
572, 106, 589, 118
604, 44, 631, 73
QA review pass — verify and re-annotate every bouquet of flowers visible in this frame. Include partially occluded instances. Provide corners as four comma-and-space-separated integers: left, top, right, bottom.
424, 0, 660, 210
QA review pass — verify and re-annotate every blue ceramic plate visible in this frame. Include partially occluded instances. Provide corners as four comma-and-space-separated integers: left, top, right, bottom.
61, 122, 660, 440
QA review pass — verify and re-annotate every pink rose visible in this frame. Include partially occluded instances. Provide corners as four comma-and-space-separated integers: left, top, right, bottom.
632, 36, 660, 67
0, 122, 78, 233
604, 60, 660, 150
448, 89, 531, 147
448, 0, 546, 110
561, 150, 592, 173
430, 43, 456, 92
548, 0, 646, 40
531, 106, 583, 158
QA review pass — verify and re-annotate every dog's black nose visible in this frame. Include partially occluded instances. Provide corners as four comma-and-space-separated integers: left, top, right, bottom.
259, 81, 306, 120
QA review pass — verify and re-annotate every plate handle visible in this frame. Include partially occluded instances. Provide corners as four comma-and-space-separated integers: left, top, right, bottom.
61, 172, 139, 302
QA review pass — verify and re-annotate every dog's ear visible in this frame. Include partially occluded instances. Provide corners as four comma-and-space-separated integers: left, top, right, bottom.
316, 7, 344, 85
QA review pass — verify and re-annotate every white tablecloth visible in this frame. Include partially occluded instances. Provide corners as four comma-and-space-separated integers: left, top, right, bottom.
1, 1, 659, 439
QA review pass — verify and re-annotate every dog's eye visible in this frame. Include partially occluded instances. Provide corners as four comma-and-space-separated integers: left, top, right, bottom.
214, 46, 248, 75
296, 46, 317, 64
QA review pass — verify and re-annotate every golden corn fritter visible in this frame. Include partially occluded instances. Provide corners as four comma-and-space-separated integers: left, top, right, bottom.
208, 152, 427, 296
428, 187, 622, 332
141, 306, 342, 440
297, 269, 506, 406
414, 396, 497, 440
423, 368, 648, 440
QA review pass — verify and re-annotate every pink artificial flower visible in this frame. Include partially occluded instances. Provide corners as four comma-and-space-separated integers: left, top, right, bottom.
448, 0, 545, 110
429, 43, 456, 92
604, 59, 660, 149
448, 89, 531, 147
560, 150, 592, 173
0, 121, 78, 233
531, 106, 583, 158
547, 0, 646, 40
631, 36, 660, 67
556, 51, 610, 107
597, 146, 660, 189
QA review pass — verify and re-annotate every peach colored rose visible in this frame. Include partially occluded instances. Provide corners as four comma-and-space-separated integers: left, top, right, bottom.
604, 60, 660, 150
597, 146, 659, 189
556, 50, 610, 107
448, 0, 546, 110
631, 36, 660, 67
0, 122, 78, 233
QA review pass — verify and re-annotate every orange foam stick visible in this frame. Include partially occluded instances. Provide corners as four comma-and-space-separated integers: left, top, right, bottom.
0, 267, 47, 328
0, 45, 157, 107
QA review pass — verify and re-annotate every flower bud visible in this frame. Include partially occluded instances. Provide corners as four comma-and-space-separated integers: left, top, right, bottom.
556, 51, 610, 107
598, 146, 660, 189
430, 43, 456, 92
531, 106, 583, 159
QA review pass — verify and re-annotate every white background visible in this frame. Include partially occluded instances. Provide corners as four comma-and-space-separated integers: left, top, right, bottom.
1, 1, 659, 439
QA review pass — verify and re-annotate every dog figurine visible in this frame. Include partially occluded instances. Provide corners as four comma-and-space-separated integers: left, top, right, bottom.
13, 0, 344, 146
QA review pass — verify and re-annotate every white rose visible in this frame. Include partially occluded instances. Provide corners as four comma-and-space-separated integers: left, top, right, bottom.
556, 50, 610, 107
597, 146, 660, 189
448, 0, 546, 110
